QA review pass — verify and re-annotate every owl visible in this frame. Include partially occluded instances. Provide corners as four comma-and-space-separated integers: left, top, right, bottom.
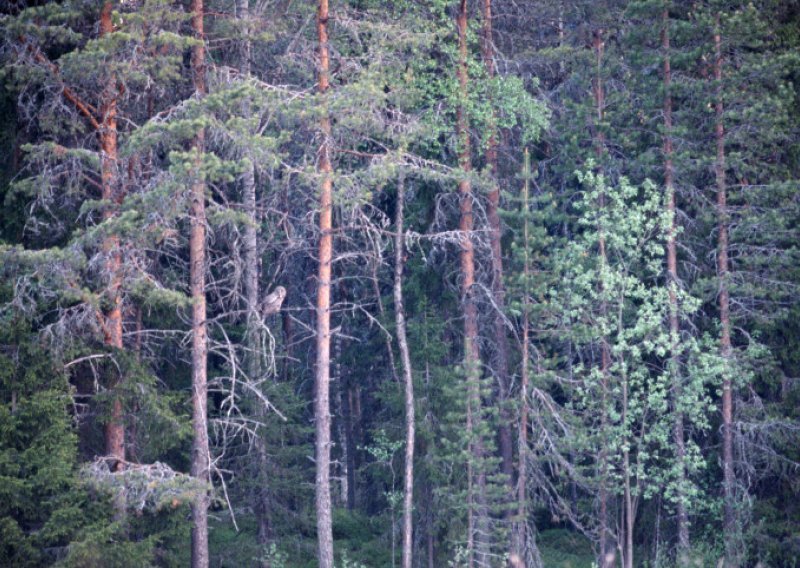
261, 286, 286, 317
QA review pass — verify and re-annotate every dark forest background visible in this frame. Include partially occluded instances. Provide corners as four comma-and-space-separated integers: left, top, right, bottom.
0, 1, 799, 566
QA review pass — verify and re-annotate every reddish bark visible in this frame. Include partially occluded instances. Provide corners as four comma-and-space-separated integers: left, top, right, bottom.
315, 0, 335, 565
98, 1, 125, 473
29, 3, 127, 474
189, 0, 210, 566
481, 0, 514, 501
456, 1, 488, 564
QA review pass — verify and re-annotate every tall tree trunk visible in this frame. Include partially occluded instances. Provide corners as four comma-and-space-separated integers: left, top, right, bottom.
343, 384, 357, 510
394, 174, 416, 568
427, 528, 435, 568
622, 367, 633, 568
333, 334, 348, 507
370, 258, 400, 384
315, 0, 335, 565
128, 304, 143, 463
714, 14, 736, 566
480, 0, 514, 503
238, 0, 257, 380
190, 0, 210, 566
236, 0, 272, 550
557, 4, 565, 78
662, 6, 690, 558
98, 1, 125, 474
514, 148, 532, 559
456, 2, 488, 565
591, 27, 614, 568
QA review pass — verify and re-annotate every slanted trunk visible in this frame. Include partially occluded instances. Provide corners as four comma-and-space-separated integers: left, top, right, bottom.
456, 2, 488, 565
189, 0, 210, 566
480, 0, 514, 502
314, 0, 335, 565
394, 174, 416, 568
662, 7, 690, 558
714, 15, 737, 566
371, 259, 400, 384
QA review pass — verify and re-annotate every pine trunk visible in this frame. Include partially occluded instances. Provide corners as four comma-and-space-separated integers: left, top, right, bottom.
190, 0, 210, 565
315, 0, 335, 565
99, 1, 125, 474
236, 0, 272, 550
371, 259, 400, 384
481, 0, 514, 502
394, 174, 416, 568
456, 2, 488, 565
592, 28, 614, 568
344, 384, 357, 510
514, 148, 531, 559
662, 6, 690, 558
622, 372, 633, 568
714, 14, 737, 566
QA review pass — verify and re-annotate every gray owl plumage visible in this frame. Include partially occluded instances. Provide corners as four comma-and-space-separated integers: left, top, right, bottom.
261, 286, 286, 317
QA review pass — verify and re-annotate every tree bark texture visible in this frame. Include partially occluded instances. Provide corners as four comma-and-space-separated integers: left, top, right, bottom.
456, 2, 489, 564
714, 14, 737, 567
371, 259, 400, 384
592, 28, 614, 568
481, 0, 514, 500
622, 372, 633, 568
343, 384, 357, 510
315, 0, 335, 565
514, 148, 531, 559
236, 0, 273, 550
190, 0, 210, 566
98, 1, 126, 474
662, 6, 690, 557
393, 174, 416, 568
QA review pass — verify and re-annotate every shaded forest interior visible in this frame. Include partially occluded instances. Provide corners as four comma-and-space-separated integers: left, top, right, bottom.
0, 0, 799, 567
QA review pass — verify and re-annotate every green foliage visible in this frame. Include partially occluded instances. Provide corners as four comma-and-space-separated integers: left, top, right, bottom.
59, 522, 158, 568
0, 327, 85, 566
0, 0, 798, 565
330, 509, 392, 568
537, 529, 594, 568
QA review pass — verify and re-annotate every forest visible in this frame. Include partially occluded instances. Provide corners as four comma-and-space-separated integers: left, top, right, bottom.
0, 0, 798, 566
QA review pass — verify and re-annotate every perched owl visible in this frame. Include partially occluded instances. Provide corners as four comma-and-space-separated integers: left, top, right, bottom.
261, 286, 286, 317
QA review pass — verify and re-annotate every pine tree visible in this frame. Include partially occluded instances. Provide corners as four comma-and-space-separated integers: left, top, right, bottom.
0, 1, 798, 566
392, 171, 416, 568
313, 0, 335, 565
